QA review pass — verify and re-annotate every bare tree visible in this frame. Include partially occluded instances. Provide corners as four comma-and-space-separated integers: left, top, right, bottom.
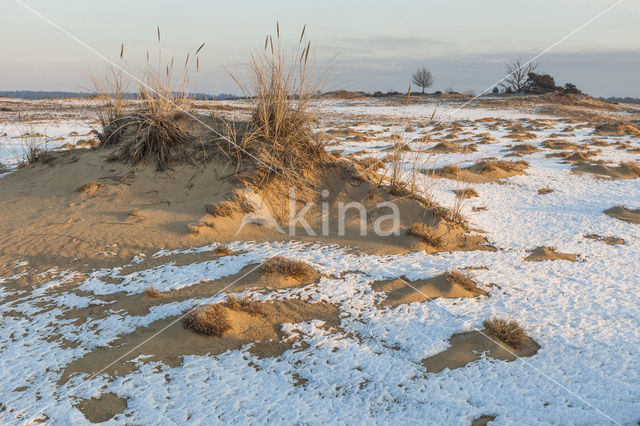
411, 67, 433, 94
500, 59, 537, 93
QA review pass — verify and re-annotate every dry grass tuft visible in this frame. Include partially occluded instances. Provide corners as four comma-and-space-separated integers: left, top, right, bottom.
222, 24, 329, 187
183, 304, 230, 337
214, 244, 233, 256
92, 33, 205, 170
144, 285, 166, 298
446, 270, 478, 292
225, 296, 265, 316
407, 223, 442, 247
77, 181, 104, 195
259, 256, 315, 280
483, 317, 528, 348
474, 159, 529, 174
206, 201, 236, 217
355, 156, 385, 170
206, 195, 255, 217
454, 187, 478, 198
440, 164, 460, 175
621, 161, 640, 177
537, 186, 553, 195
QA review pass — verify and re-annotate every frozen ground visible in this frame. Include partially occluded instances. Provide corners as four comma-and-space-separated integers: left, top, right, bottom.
0, 98, 639, 424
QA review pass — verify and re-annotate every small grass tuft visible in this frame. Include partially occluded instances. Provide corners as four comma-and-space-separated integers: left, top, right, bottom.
144, 285, 166, 298
446, 270, 477, 292
454, 187, 478, 198
259, 256, 315, 280
407, 223, 442, 247
183, 304, 231, 337
483, 317, 528, 348
225, 296, 265, 316
537, 186, 553, 195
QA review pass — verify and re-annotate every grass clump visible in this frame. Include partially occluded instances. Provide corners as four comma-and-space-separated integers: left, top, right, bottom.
222, 24, 329, 188
183, 304, 230, 337
259, 256, 315, 280
92, 31, 205, 170
537, 186, 553, 195
454, 186, 478, 198
407, 223, 442, 247
620, 161, 640, 177
144, 285, 166, 299
483, 317, 528, 348
446, 270, 478, 292
206, 195, 255, 217
183, 296, 265, 337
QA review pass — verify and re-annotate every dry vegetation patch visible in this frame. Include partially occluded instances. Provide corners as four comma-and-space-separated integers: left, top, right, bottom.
537, 186, 553, 195
593, 122, 640, 136
454, 186, 478, 198
483, 317, 528, 348
525, 246, 578, 262
259, 256, 317, 281
434, 159, 529, 183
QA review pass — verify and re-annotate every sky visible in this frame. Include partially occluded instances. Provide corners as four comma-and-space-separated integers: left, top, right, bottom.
1, 0, 639, 97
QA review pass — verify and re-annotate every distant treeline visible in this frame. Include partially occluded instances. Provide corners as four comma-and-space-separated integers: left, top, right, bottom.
0, 91, 238, 100
600, 96, 640, 104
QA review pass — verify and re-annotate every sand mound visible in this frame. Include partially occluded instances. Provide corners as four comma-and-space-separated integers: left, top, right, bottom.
372, 272, 487, 307
0, 115, 488, 272
434, 159, 529, 183
572, 161, 640, 180
541, 139, 583, 150
427, 141, 477, 153
76, 393, 128, 423
60, 299, 340, 382
524, 246, 578, 262
594, 122, 640, 136
421, 329, 540, 373
604, 206, 640, 224
505, 144, 541, 155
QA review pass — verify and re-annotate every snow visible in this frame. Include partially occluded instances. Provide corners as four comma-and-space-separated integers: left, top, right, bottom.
0, 98, 639, 424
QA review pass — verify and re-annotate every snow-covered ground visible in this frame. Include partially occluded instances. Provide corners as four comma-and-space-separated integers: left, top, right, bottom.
1, 98, 639, 424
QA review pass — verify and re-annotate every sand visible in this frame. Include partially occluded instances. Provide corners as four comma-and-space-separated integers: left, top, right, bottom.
421, 329, 540, 373
372, 273, 487, 307
60, 299, 340, 382
524, 246, 578, 262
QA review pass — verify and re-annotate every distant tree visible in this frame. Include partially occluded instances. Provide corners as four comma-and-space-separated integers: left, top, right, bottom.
500, 59, 538, 93
563, 83, 582, 95
524, 72, 561, 94
411, 67, 433, 94
492, 86, 500, 94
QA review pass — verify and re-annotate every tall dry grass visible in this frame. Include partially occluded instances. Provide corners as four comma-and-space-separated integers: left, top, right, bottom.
91, 29, 205, 170
223, 24, 329, 187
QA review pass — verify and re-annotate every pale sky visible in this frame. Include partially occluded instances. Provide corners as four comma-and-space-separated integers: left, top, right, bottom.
1, 0, 639, 96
